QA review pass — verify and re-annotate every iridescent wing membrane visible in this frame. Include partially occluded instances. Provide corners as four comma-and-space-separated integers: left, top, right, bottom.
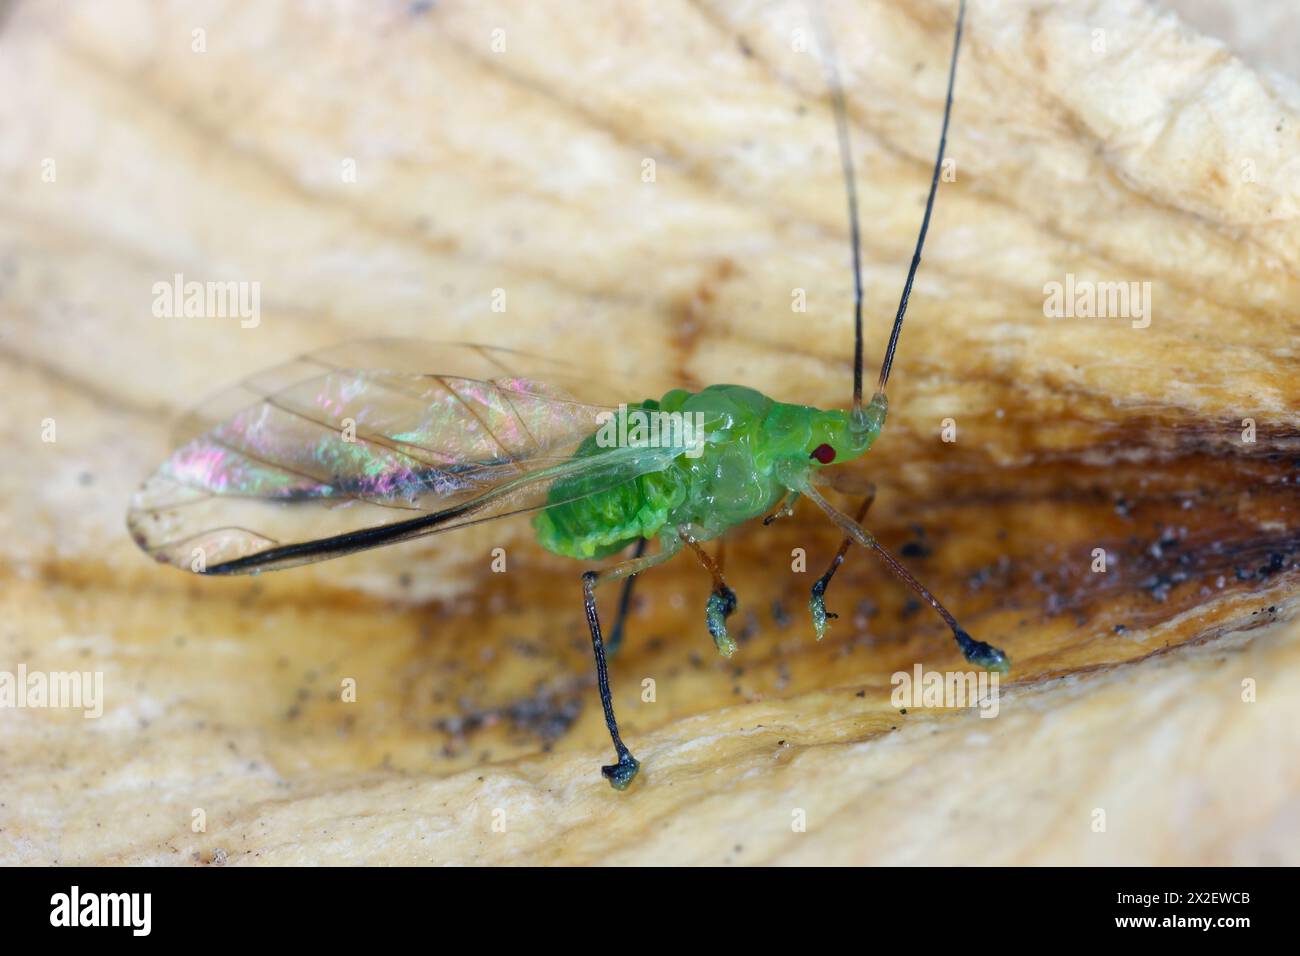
127, 340, 674, 574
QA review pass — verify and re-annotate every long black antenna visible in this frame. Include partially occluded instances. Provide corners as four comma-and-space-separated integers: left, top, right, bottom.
809, 4, 866, 422
876, 0, 966, 395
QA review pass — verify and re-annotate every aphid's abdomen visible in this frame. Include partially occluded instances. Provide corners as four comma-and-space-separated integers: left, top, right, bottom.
533, 385, 787, 559
533, 459, 686, 559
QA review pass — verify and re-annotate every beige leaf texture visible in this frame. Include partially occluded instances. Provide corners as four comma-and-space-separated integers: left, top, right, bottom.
1, 0, 1297, 864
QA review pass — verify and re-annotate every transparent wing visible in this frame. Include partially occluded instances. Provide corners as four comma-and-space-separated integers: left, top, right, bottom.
167, 339, 639, 446
128, 341, 676, 574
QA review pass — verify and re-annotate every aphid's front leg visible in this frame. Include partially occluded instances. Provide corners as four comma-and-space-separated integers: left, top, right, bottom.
582, 535, 679, 790
812, 466, 877, 498
681, 532, 739, 657
797, 480, 1010, 673
761, 490, 801, 526
809, 486, 876, 641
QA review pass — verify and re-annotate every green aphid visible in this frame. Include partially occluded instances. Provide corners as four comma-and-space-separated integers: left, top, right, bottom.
127, 0, 1002, 793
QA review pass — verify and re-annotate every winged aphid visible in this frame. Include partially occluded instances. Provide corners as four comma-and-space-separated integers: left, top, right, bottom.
128, 0, 1002, 790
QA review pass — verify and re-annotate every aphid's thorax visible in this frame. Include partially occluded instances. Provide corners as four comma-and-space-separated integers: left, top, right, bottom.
662, 386, 888, 538
658, 384, 781, 538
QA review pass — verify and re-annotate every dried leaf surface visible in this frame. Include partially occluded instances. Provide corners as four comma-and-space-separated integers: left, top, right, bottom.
1, 0, 1297, 864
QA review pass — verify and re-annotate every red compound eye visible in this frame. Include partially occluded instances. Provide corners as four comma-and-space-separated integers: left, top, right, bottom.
811, 443, 837, 464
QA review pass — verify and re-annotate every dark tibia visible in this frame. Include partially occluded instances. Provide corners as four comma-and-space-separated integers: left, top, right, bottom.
682, 534, 739, 657
580, 538, 678, 790
582, 571, 640, 790
606, 537, 648, 657
810, 491, 875, 640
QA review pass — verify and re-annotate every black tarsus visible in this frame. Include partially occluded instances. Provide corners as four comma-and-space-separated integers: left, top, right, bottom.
582, 571, 640, 790
876, 0, 967, 395
606, 537, 648, 656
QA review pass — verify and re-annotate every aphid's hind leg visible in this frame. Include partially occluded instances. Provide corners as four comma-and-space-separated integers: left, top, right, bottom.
681, 532, 739, 657
582, 535, 679, 790
606, 537, 648, 658
799, 481, 1010, 673
809, 486, 876, 640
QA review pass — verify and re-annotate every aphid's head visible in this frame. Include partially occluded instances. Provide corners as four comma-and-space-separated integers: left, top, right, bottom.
808, 393, 888, 468
764, 393, 888, 471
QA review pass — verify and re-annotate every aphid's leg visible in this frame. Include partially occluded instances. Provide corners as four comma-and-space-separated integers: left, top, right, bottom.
813, 466, 877, 497
798, 482, 1010, 673
809, 487, 876, 641
681, 532, 739, 657
606, 537, 648, 658
762, 490, 801, 526
582, 536, 680, 790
